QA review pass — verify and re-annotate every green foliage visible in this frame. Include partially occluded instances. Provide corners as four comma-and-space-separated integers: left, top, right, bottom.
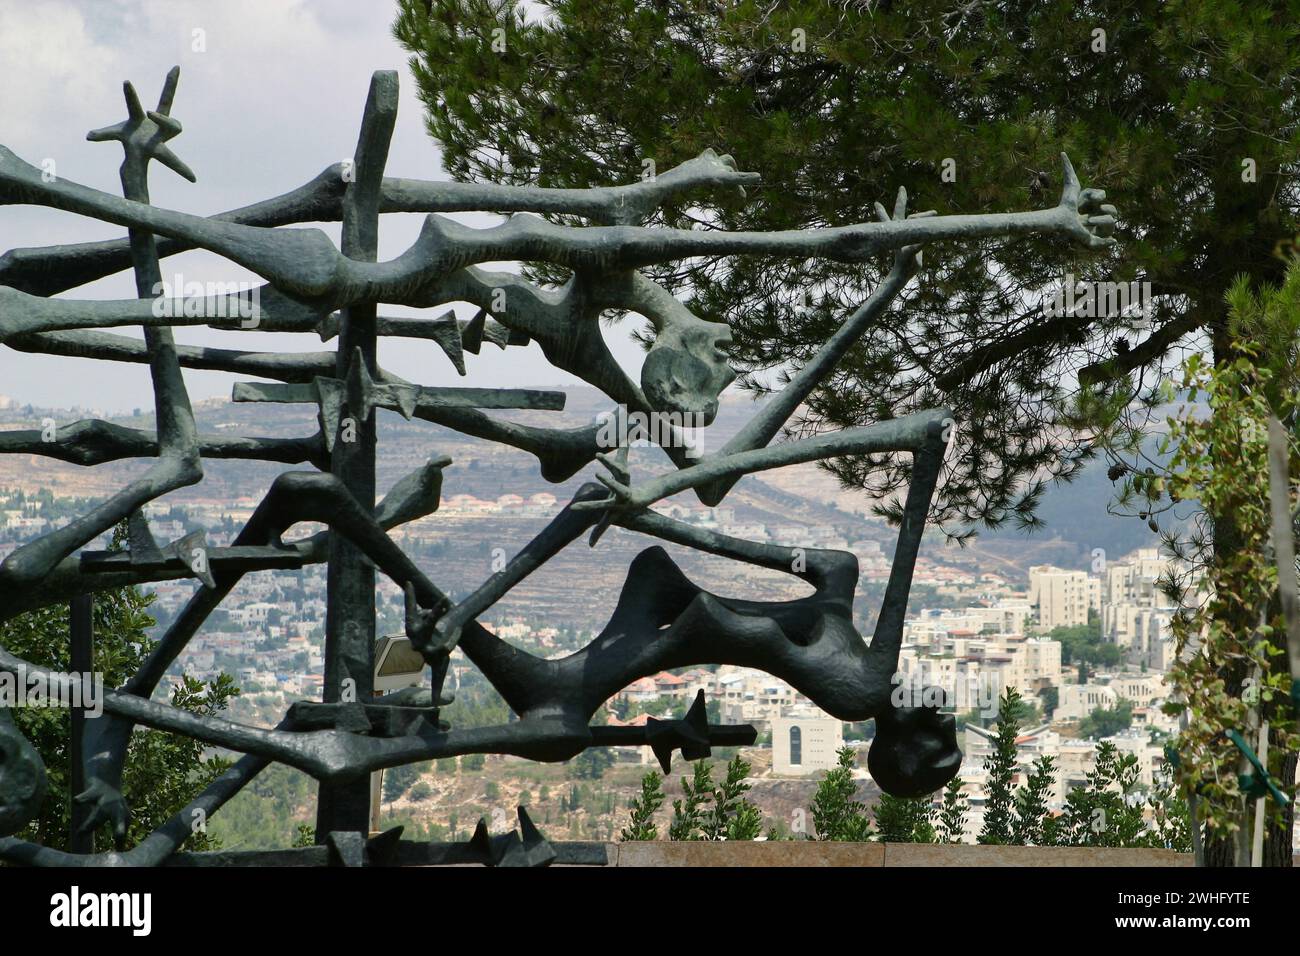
978, 687, 1023, 845
620, 697, 675, 720
461, 753, 486, 772
810, 746, 873, 841
975, 690, 1181, 850
381, 813, 446, 843
1145, 771, 1195, 853
394, 0, 1300, 543
620, 771, 666, 841
2, 576, 238, 853
382, 762, 421, 802
702, 755, 762, 841
1048, 620, 1122, 669
439, 680, 511, 729
1012, 755, 1058, 847
764, 820, 795, 841
571, 746, 614, 780
1078, 699, 1134, 739
1056, 742, 1147, 848
873, 792, 936, 844
937, 777, 968, 844
668, 761, 713, 841
208, 763, 315, 851
408, 782, 433, 802
668, 756, 764, 841
1152, 278, 1300, 843
1039, 686, 1059, 719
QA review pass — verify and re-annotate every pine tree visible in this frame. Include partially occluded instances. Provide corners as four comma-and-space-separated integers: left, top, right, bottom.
810, 746, 873, 841
395, 0, 1300, 862
1058, 741, 1147, 848
937, 777, 968, 844
382, 762, 421, 803
1012, 755, 1058, 846
572, 747, 614, 779
394, 0, 1300, 538
873, 792, 937, 844
978, 687, 1023, 845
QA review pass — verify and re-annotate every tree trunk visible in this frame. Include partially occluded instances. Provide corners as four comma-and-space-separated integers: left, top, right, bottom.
1263, 747, 1297, 865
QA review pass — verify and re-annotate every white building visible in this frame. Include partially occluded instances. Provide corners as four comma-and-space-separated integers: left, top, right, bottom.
1029, 566, 1100, 630
773, 713, 843, 775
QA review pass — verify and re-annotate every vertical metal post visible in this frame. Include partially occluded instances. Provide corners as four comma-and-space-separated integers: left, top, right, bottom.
1263, 417, 1299, 867
315, 71, 398, 841
1251, 720, 1269, 866
1267, 417, 1300, 690
69, 593, 94, 853
370, 768, 383, 836
369, 680, 383, 835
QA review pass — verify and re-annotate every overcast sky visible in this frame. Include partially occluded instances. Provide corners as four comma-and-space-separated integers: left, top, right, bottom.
0, 0, 653, 412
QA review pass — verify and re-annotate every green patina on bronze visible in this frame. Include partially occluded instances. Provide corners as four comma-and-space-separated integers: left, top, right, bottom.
0, 68, 1117, 866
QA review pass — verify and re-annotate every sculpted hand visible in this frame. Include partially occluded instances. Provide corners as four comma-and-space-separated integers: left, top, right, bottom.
1057, 153, 1118, 249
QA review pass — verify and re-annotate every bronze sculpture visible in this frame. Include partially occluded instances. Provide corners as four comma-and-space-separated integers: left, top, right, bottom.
0, 67, 1117, 865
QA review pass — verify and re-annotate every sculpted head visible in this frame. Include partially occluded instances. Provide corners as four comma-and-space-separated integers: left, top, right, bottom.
640, 317, 736, 425
0, 717, 47, 837
867, 695, 962, 798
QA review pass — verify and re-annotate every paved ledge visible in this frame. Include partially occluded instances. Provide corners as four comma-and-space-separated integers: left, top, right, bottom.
614, 841, 886, 867
608, 842, 1193, 867
881, 844, 1192, 867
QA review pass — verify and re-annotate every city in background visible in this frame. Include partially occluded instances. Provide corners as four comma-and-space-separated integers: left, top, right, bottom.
0, 386, 1239, 848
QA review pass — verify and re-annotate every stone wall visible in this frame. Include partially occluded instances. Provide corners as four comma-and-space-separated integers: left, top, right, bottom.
608, 842, 1194, 867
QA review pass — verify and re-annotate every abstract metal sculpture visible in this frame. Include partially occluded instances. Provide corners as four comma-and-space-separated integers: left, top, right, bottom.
0, 68, 1117, 865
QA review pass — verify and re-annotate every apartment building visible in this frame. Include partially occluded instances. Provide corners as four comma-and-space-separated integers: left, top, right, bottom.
897, 629, 1062, 714
1028, 565, 1101, 629
718, 670, 803, 727
1099, 548, 1180, 669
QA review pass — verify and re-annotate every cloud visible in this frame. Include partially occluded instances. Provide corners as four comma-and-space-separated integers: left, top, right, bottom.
0, 0, 650, 411
0, 2, 118, 152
